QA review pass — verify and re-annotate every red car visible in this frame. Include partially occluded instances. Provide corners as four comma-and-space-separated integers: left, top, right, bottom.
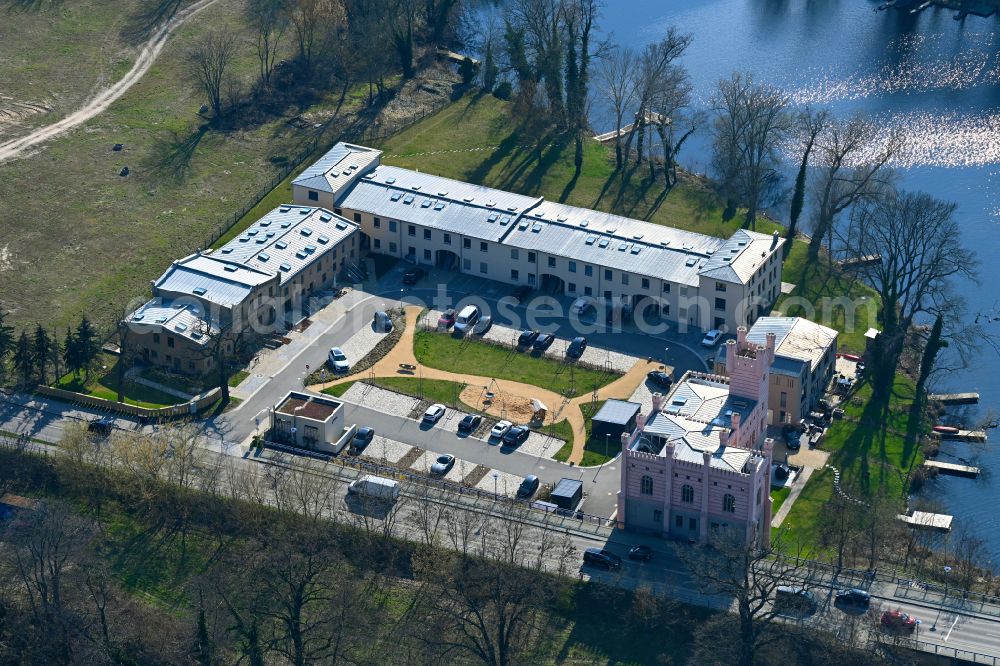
437, 308, 457, 328
880, 610, 918, 634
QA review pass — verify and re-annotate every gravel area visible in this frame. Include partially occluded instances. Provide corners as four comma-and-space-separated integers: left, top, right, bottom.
515, 431, 564, 459
407, 449, 476, 484
359, 436, 413, 465
341, 383, 420, 417
475, 470, 524, 498
628, 382, 655, 417
338, 323, 390, 368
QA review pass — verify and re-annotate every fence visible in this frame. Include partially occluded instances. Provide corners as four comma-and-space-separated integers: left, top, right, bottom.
909, 638, 1000, 665
894, 578, 1000, 618
34, 385, 220, 421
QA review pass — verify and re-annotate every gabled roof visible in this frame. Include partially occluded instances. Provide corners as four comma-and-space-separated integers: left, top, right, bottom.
154, 255, 272, 308
746, 316, 837, 371
698, 229, 783, 283
125, 298, 220, 345
292, 143, 382, 194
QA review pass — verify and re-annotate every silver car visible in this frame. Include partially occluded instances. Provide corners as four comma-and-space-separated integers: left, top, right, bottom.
430, 454, 455, 474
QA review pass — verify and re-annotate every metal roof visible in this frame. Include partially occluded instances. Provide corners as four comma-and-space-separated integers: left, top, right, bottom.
292, 143, 382, 195
593, 399, 641, 425
125, 297, 219, 346
154, 255, 271, 308
551, 478, 583, 499
746, 316, 837, 371
337, 165, 541, 243
699, 229, 783, 283
216, 205, 359, 286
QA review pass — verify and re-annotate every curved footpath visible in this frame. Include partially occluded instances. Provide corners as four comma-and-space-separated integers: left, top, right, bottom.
309, 305, 658, 464
0, 0, 222, 164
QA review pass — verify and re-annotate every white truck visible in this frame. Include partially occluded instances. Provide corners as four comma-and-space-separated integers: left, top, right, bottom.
347, 475, 401, 501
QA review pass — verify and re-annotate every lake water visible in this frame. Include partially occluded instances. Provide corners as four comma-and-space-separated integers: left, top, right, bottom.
588, 1, 1000, 559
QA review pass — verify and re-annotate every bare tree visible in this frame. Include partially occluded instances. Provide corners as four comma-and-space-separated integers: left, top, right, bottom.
288, 0, 345, 78
246, 0, 288, 89
388, 0, 421, 79
712, 71, 791, 230
188, 31, 239, 118
443, 506, 483, 556
649, 53, 698, 186
808, 115, 901, 263
845, 188, 978, 396
598, 46, 636, 169
786, 107, 830, 255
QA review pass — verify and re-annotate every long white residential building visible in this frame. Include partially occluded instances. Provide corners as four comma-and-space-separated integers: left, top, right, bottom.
292, 142, 785, 333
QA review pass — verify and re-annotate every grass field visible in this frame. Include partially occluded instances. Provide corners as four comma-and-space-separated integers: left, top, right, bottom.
0, 0, 359, 334
54, 353, 179, 408
780, 373, 924, 552
553, 399, 616, 466
374, 376, 468, 406
413, 330, 616, 398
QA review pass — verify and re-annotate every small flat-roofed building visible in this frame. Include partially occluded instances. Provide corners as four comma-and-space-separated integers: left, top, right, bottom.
714, 316, 838, 426
271, 391, 347, 454
591, 399, 641, 445
551, 478, 584, 511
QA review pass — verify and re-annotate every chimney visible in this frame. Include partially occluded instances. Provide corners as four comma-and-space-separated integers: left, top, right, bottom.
620, 431, 630, 449
652, 392, 664, 412
771, 230, 780, 249
736, 325, 748, 349
730, 412, 741, 448
765, 332, 776, 363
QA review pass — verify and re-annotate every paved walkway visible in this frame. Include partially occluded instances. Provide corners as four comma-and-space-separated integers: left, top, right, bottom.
771, 465, 814, 528
310, 305, 659, 465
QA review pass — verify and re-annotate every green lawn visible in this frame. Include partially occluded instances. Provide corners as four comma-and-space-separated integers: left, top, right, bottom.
377, 93, 781, 239
777, 241, 881, 353
552, 399, 616, 466
54, 354, 180, 408
413, 330, 616, 398
372, 376, 468, 406
770, 486, 792, 518
227, 370, 250, 388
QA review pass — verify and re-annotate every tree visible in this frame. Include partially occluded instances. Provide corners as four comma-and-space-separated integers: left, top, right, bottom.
288, 0, 344, 78
808, 116, 901, 263
711, 72, 791, 231
424, 0, 459, 44
62, 326, 81, 379
509, 0, 565, 121
344, 0, 392, 105
32, 325, 53, 385
648, 43, 698, 186
189, 31, 239, 118
12, 331, 33, 386
786, 107, 829, 256
246, 0, 288, 89
74, 315, 100, 381
681, 530, 818, 666
845, 189, 977, 396
597, 46, 636, 169
0, 308, 14, 382
388, 0, 421, 79
459, 56, 477, 84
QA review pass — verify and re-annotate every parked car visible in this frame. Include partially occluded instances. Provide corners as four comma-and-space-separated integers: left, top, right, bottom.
628, 545, 653, 562
328, 347, 349, 373
430, 454, 456, 475
532, 333, 555, 351
567, 336, 588, 358
517, 329, 540, 346
472, 316, 493, 335
880, 610, 918, 634
373, 310, 393, 332
402, 267, 425, 285
774, 586, 818, 617
422, 403, 446, 424
512, 285, 532, 302
348, 475, 400, 501
437, 309, 457, 328
646, 370, 673, 390
87, 417, 115, 436
351, 426, 375, 452
490, 420, 513, 439
834, 588, 871, 615
453, 305, 480, 334
502, 425, 530, 446
701, 329, 723, 347
785, 430, 802, 451
571, 296, 596, 317
516, 475, 540, 498
457, 414, 482, 433
583, 548, 622, 570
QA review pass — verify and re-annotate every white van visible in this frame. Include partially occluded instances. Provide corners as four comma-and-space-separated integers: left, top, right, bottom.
347, 474, 400, 501
453, 305, 480, 334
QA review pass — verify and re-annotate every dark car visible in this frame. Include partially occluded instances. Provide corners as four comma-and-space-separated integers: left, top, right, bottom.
532, 333, 555, 351
352, 426, 375, 452
457, 414, 482, 433
437, 309, 457, 328
628, 545, 653, 562
583, 548, 622, 570
880, 610, 918, 634
567, 336, 588, 359
502, 425, 530, 446
402, 267, 425, 285
646, 370, 673, 390
834, 588, 871, 615
512, 285, 532, 302
517, 329, 540, 347
785, 430, 802, 451
516, 475, 540, 498
87, 417, 115, 436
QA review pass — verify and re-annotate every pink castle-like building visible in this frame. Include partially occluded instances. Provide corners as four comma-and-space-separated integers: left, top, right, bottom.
617, 326, 776, 546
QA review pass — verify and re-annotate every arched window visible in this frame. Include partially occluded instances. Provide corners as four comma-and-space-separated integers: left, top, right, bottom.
640, 475, 653, 495
681, 484, 694, 503
724, 493, 736, 513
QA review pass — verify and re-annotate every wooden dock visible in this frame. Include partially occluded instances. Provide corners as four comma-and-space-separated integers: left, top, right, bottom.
930, 429, 987, 442
897, 511, 953, 531
924, 460, 981, 477
435, 48, 479, 66
836, 254, 881, 270
594, 111, 670, 143
928, 392, 980, 405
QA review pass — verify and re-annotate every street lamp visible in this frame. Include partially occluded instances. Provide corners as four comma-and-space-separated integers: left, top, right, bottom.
605, 433, 610, 459
493, 471, 499, 496
930, 565, 953, 631
399, 288, 404, 313
664, 346, 669, 366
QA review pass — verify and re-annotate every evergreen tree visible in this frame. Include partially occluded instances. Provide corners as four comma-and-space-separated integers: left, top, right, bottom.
75, 315, 100, 380
12, 332, 33, 386
0, 308, 14, 383
32, 325, 52, 385
194, 606, 213, 666
64, 326, 81, 378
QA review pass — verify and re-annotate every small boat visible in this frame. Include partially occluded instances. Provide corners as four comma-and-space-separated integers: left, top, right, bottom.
841, 353, 863, 363
933, 425, 960, 435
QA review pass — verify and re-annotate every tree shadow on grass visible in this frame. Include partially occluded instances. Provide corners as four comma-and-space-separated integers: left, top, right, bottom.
143, 124, 208, 183
2, 0, 63, 12
119, 0, 183, 46
833, 384, 895, 497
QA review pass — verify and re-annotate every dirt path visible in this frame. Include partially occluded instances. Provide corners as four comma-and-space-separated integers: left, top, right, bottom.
0, 0, 222, 165
311, 306, 657, 465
